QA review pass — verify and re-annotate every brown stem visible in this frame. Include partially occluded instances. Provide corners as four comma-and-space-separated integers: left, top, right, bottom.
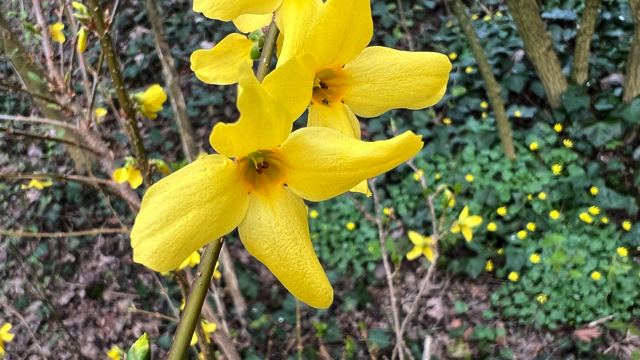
0, 228, 129, 237
396, 0, 415, 51
0, 82, 74, 114
448, 0, 515, 159
0, 126, 103, 155
0, 114, 75, 130
87, 0, 151, 186
31, 0, 63, 89
572, 0, 602, 84
624, 0, 640, 103
296, 299, 303, 359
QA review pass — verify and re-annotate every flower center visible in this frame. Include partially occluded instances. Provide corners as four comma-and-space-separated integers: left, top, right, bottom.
311, 67, 348, 105
239, 150, 286, 193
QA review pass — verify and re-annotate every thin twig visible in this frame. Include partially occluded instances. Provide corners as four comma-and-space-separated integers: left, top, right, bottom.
256, 20, 280, 83
151, 272, 180, 319
0, 299, 48, 359
0, 228, 129, 238
0, 82, 73, 114
296, 299, 303, 360
0, 126, 102, 155
131, 308, 179, 323
396, 0, 415, 51
0, 114, 75, 130
31, 0, 63, 88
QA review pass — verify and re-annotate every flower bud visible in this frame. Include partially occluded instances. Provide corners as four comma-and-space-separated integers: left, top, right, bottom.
126, 333, 151, 360
77, 27, 88, 53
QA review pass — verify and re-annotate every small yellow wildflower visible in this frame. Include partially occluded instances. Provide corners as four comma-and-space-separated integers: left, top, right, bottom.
617, 247, 628, 257
465, 66, 474, 73
21, 179, 53, 190
554, 123, 563, 132
465, 173, 474, 182
482, 112, 488, 118
178, 251, 201, 270
517, 230, 527, 239
497, 248, 504, 254
549, 210, 560, 219
538, 192, 547, 200
579, 212, 593, 224
107, 346, 124, 360
496, 11, 503, 17
114, 166, 143, 190
480, 101, 489, 109
0, 323, 14, 356
526, 222, 536, 231
483, 15, 491, 21
487, 222, 497, 232
446, 21, 453, 27
514, 110, 522, 117
414, 169, 424, 181
346, 222, 356, 231
407, 231, 435, 262
133, 84, 167, 119
537, 294, 548, 304
563, 139, 573, 148
309, 210, 319, 218
451, 205, 483, 242
383, 207, 391, 216
508, 272, 518, 282
472, 14, 479, 20
530, 253, 541, 263
485, 260, 494, 271
602, 217, 609, 224
590, 186, 599, 195
443, 118, 452, 124
527, 194, 533, 200
591, 271, 601, 281
49, 22, 65, 43
551, 164, 562, 175
623, 221, 632, 231
449, 52, 458, 60
435, 173, 442, 180
497, 206, 507, 216
95, 107, 107, 121
529, 142, 539, 150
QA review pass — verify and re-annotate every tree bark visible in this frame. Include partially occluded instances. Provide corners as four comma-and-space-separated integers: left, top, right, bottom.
624, 0, 640, 103
448, 0, 515, 159
506, 0, 568, 108
572, 0, 602, 85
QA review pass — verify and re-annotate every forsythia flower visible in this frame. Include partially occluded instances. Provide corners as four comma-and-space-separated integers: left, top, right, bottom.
590, 186, 599, 195
465, 173, 474, 182
537, 294, 548, 304
497, 206, 507, 216
130, 57, 423, 308
529, 142, 539, 150
588, 206, 600, 215
443, 118, 452, 124
549, 210, 560, 219
414, 169, 424, 181
451, 206, 483, 242
21, 179, 53, 190
551, 164, 562, 175
190, 321, 218, 345
530, 253, 541, 263
49, 22, 65, 43
449, 52, 457, 60
487, 222, 497, 232
517, 230, 527, 239
95, 107, 107, 121
514, 110, 522, 117
563, 139, 573, 148
526, 222, 536, 231
346, 222, 356, 231
0, 323, 14, 356
538, 192, 547, 200
508, 272, 518, 282
77, 27, 88, 53
309, 210, 319, 218
407, 231, 435, 262
178, 251, 201, 270
554, 123, 563, 132
485, 260, 493, 271
133, 85, 167, 119
107, 346, 124, 360
591, 271, 601, 280
383, 207, 391, 216
465, 66, 474, 73
480, 101, 488, 109
579, 212, 593, 224
617, 247, 628, 257
623, 221, 632, 231
114, 166, 143, 190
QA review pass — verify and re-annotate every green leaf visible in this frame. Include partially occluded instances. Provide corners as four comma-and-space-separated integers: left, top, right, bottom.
582, 120, 623, 147
560, 85, 590, 112
450, 85, 467, 97
622, 98, 640, 123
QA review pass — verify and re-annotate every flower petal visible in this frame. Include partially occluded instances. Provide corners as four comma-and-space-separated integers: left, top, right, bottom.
343, 47, 451, 117
406, 245, 423, 260
191, 34, 254, 85
450, 224, 461, 233
238, 186, 332, 308
114, 168, 128, 183
465, 215, 483, 228
278, 0, 372, 69
193, 0, 281, 21
459, 206, 469, 221
462, 226, 473, 242
423, 246, 434, 262
131, 155, 249, 272
210, 55, 315, 158
282, 128, 423, 202
233, 13, 273, 33
349, 180, 371, 197
308, 101, 361, 139
408, 230, 424, 245
127, 168, 143, 190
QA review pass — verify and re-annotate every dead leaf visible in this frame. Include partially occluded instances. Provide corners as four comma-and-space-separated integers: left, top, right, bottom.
426, 297, 444, 320
462, 326, 474, 340
448, 318, 463, 329
573, 327, 601, 342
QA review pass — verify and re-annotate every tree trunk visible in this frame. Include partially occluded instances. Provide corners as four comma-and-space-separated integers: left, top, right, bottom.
624, 0, 640, 103
506, 0, 568, 108
572, 0, 602, 85
448, 0, 515, 159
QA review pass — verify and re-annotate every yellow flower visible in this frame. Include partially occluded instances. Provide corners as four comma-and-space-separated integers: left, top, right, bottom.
107, 346, 124, 360
435, 173, 442, 180
480, 101, 488, 109
130, 58, 424, 309
178, 251, 201, 270
526, 222, 536, 231
465, 173, 474, 182
114, 166, 143, 190
587, 206, 599, 215
487, 222, 497, 232
527, 194, 533, 200
538, 192, 547, 200
496, 11, 503, 17
346, 222, 356, 231
537, 294, 548, 304
529, 142, 539, 150
517, 230, 527, 239
414, 169, 424, 181
213, 262, 222, 279
49, 22, 65, 43
623, 221, 632, 231
472, 14, 479, 20
602, 217, 609, 224
497, 206, 507, 216
485, 260, 493, 271
617, 247, 628, 257
444, 188, 455, 207
591, 271, 601, 280
451, 206, 483, 242
497, 248, 504, 254
21, 179, 53, 190
551, 164, 562, 175
508, 272, 518, 282
579, 212, 593, 224
309, 210, 319, 218
133, 84, 167, 119
383, 207, 391, 216
446, 21, 454, 27
563, 139, 573, 148
482, 112, 488, 118
191, 320, 218, 345
449, 52, 457, 60
483, 15, 491, 21
514, 110, 522, 117
180, 298, 185, 311
554, 123, 563, 132
530, 253, 541, 263
406, 231, 435, 262
95, 107, 107, 121
443, 118, 452, 125
0, 323, 14, 356
549, 210, 560, 219
77, 27, 88, 53
465, 66, 474, 73
590, 186, 599, 195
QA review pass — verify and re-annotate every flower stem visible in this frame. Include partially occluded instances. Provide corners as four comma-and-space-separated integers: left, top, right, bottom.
166, 238, 224, 360
256, 21, 280, 83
